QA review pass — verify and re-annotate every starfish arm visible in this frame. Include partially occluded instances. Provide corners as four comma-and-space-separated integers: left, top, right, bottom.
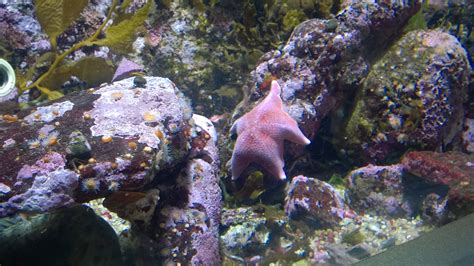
230, 117, 243, 136
231, 148, 250, 180
257, 80, 283, 114
280, 120, 311, 145
270, 80, 282, 97
259, 139, 286, 180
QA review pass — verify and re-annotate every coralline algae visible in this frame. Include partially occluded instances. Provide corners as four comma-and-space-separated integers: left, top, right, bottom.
340, 30, 470, 162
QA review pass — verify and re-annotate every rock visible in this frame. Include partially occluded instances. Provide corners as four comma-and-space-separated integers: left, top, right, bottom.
285, 175, 353, 227
0, 77, 194, 216
346, 244, 371, 260
339, 30, 470, 163
120, 114, 223, 265
0, 205, 123, 266
345, 164, 410, 217
220, 207, 270, 258
143, 2, 244, 115
463, 118, 474, 153
1, 152, 79, 215
420, 193, 450, 225
401, 151, 474, 206
220, 206, 296, 264
0, 7, 34, 52
0, 77, 223, 264
103, 189, 160, 223
319, 243, 361, 265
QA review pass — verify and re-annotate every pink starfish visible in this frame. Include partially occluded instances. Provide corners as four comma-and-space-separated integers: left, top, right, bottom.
230, 80, 311, 180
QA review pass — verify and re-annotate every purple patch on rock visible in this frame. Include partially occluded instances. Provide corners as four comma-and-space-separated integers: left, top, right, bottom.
1, 153, 79, 216
111, 57, 144, 82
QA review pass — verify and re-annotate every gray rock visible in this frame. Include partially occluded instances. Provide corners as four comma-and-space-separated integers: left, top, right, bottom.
345, 164, 410, 217
285, 175, 354, 227
0, 205, 123, 266
220, 207, 270, 257
118, 115, 223, 265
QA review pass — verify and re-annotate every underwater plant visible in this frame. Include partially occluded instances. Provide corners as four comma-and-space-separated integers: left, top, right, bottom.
15, 0, 152, 100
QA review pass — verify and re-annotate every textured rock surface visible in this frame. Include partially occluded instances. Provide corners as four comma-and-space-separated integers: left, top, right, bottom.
338, 30, 470, 163
220, 206, 302, 264
2, 152, 79, 215
0, 205, 123, 266
143, 2, 243, 115
121, 114, 223, 265
220, 207, 271, 258
345, 164, 410, 217
420, 193, 450, 225
401, 151, 474, 205
463, 118, 474, 153
285, 175, 354, 227
0, 77, 194, 216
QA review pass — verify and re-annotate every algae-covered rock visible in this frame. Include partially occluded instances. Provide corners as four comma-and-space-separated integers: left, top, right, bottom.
144, 0, 343, 116
285, 175, 354, 227
345, 164, 410, 217
144, 2, 244, 116
0, 76, 194, 216
220, 207, 271, 257
220, 205, 301, 264
338, 30, 470, 163
401, 151, 474, 207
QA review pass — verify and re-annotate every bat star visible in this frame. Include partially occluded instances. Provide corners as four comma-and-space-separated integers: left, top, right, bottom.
230, 80, 311, 180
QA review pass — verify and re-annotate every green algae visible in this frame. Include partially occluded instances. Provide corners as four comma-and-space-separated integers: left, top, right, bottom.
344, 99, 375, 146
342, 229, 366, 246
17, 0, 152, 101
148, 0, 341, 115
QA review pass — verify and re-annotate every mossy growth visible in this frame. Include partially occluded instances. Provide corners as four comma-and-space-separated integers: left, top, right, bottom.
342, 229, 365, 246
403, 0, 429, 33
328, 173, 345, 190
208, 0, 340, 70
344, 99, 375, 146
16, 0, 153, 101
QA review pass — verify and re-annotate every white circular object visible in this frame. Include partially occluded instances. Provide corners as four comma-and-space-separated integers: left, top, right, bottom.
0, 58, 16, 97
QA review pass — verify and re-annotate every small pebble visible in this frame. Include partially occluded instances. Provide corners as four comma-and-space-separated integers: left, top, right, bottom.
133, 76, 147, 87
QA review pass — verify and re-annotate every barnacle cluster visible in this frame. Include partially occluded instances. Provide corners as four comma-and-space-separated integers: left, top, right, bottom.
28, 125, 60, 149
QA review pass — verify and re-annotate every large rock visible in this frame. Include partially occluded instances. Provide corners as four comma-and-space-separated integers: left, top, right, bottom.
338, 30, 470, 163
220, 206, 301, 264
119, 114, 223, 265
0, 76, 194, 215
143, 2, 245, 115
0, 205, 123, 266
220, 207, 272, 259
345, 164, 410, 217
401, 151, 474, 206
285, 175, 355, 227
0, 77, 223, 264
